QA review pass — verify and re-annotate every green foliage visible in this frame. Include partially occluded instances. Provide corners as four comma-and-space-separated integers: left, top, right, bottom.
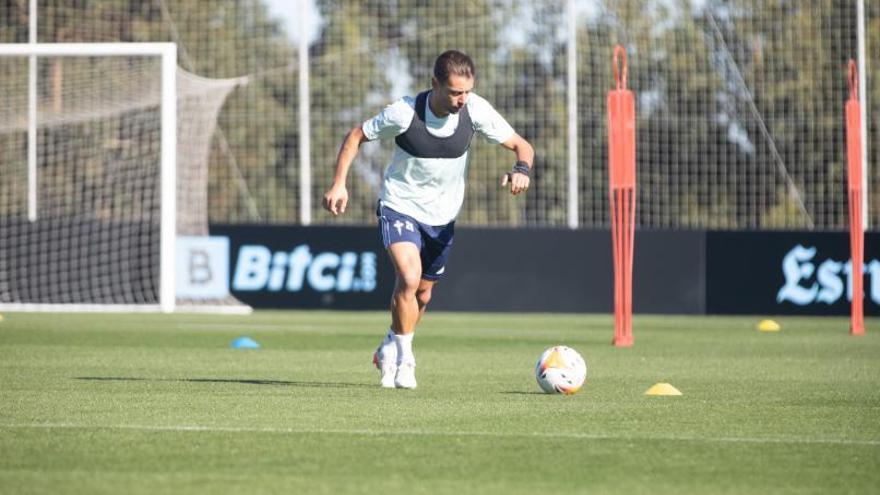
0, 0, 876, 228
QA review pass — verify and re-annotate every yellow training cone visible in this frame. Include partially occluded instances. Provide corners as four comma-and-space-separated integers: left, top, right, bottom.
757, 319, 781, 332
645, 383, 682, 396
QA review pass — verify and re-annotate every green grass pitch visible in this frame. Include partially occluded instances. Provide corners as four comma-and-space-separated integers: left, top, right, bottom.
1, 311, 878, 494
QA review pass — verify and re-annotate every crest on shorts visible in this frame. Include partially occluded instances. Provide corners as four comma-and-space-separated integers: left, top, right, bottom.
393, 219, 415, 236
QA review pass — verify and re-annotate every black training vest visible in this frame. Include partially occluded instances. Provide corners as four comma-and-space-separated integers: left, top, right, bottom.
394, 91, 474, 158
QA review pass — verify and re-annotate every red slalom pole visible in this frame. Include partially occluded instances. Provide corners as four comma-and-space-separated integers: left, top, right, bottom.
608, 45, 636, 347
845, 60, 865, 336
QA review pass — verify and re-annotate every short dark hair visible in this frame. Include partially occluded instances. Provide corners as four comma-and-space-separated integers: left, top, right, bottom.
433, 50, 475, 84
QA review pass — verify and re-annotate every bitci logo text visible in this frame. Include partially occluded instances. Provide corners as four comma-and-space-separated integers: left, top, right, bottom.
232, 244, 377, 293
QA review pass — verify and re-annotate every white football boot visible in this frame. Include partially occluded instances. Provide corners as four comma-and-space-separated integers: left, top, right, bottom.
394, 359, 417, 389
373, 347, 397, 389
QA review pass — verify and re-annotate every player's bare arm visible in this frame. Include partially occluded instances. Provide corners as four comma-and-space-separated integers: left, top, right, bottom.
323, 125, 370, 215
500, 132, 534, 195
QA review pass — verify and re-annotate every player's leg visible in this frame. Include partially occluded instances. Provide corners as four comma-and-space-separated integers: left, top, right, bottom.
375, 205, 423, 388
392, 220, 454, 389
386, 280, 433, 385
386, 241, 422, 389
415, 278, 435, 323
414, 219, 454, 322
388, 241, 423, 335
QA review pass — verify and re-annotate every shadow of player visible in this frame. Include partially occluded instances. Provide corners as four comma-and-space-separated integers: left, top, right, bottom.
75, 376, 373, 389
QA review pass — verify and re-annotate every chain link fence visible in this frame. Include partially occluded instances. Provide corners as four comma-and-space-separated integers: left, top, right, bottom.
1, 0, 877, 230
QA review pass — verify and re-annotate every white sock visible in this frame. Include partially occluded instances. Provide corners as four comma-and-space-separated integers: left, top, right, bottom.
379, 328, 397, 364
394, 332, 415, 365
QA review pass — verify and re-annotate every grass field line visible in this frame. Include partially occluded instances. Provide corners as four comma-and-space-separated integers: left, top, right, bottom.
3, 422, 879, 446
172, 323, 313, 331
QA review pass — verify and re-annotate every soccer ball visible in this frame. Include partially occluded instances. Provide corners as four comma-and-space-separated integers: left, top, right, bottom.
535, 345, 587, 395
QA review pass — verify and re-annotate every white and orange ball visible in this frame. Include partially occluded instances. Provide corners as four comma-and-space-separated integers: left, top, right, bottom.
535, 345, 587, 395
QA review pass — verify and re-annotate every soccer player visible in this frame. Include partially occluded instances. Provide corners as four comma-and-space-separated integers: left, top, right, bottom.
322, 50, 534, 389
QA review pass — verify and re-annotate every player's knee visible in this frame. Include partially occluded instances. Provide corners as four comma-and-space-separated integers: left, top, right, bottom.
396, 271, 422, 295
416, 286, 432, 307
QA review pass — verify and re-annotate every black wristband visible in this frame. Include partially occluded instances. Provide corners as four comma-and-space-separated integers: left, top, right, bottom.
512, 160, 530, 176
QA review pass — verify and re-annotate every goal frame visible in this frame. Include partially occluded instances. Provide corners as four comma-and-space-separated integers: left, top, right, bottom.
0, 42, 178, 313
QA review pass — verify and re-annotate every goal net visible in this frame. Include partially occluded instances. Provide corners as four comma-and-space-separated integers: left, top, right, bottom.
0, 43, 249, 313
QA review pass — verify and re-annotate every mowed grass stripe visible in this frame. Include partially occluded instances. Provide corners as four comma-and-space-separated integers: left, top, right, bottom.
3, 423, 879, 446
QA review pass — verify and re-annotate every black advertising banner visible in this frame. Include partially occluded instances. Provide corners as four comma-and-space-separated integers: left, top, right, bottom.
209, 225, 705, 314
428, 228, 613, 313
5, 219, 875, 315
706, 231, 879, 316
431, 228, 704, 314
208, 225, 878, 315
209, 225, 394, 309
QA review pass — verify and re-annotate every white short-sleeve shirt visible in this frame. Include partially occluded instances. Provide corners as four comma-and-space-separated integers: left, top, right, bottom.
362, 92, 515, 225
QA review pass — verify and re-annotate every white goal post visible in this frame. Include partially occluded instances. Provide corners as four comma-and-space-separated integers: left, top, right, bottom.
0, 43, 247, 314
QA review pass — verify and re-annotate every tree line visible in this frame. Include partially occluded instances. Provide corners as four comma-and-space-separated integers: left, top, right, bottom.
0, 0, 876, 229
